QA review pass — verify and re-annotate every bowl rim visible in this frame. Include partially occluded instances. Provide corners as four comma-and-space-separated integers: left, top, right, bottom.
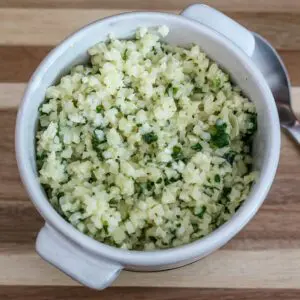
15, 11, 281, 266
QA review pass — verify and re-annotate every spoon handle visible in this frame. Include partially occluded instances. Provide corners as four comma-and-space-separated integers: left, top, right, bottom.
284, 121, 300, 144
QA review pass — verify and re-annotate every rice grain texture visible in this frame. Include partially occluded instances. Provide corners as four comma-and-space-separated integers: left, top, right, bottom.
36, 27, 257, 250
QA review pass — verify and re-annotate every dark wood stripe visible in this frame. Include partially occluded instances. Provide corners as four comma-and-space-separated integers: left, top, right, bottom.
0, 202, 42, 244
0, 287, 299, 299
0, 110, 29, 202
0, 46, 51, 82
279, 51, 300, 85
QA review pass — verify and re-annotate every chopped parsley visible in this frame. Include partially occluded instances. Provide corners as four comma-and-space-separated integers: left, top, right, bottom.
210, 120, 230, 148
214, 174, 221, 183
91, 130, 105, 160
142, 132, 158, 144
96, 105, 104, 113
191, 143, 202, 151
171, 146, 184, 161
222, 187, 232, 198
223, 151, 236, 164
247, 113, 258, 135
197, 206, 207, 218
156, 178, 163, 184
211, 77, 221, 90
36, 152, 47, 170
123, 49, 128, 60
146, 181, 155, 191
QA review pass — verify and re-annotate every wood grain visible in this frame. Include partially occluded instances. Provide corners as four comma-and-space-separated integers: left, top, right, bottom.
0, 83, 26, 107
228, 12, 300, 50
1, 287, 300, 300
1, 249, 300, 288
0, 0, 300, 12
1, 9, 300, 50
0, 46, 50, 82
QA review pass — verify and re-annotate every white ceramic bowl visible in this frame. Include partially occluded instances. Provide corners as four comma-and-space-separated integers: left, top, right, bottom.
15, 4, 280, 290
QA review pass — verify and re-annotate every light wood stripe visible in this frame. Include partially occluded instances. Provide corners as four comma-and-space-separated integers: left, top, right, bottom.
1, 9, 300, 50
0, 83, 25, 108
1, 249, 299, 288
1, 0, 300, 12
0, 8, 157, 46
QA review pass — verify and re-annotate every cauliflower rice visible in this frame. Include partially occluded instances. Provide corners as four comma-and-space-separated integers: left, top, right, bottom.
36, 26, 257, 250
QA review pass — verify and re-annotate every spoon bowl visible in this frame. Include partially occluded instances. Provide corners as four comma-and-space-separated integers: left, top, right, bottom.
251, 33, 300, 142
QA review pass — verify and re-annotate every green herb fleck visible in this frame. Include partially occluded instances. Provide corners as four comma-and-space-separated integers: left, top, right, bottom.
166, 83, 172, 95
91, 131, 104, 160
171, 146, 184, 161
123, 49, 128, 60
210, 120, 230, 148
242, 113, 258, 143
182, 157, 189, 164
235, 202, 242, 212
224, 206, 231, 214
85, 87, 96, 94
156, 178, 163, 184
194, 87, 202, 94
103, 224, 109, 234
57, 192, 64, 199
223, 151, 236, 164
211, 77, 221, 90
166, 161, 172, 167
169, 175, 182, 183
88, 172, 97, 183
247, 113, 258, 135
191, 143, 202, 151
222, 187, 232, 198
197, 206, 207, 218
149, 236, 157, 243
142, 132, 158, 144
42, 184, 52, 198
164, 178, 170, 185
215, 174, 221, 183
146, 181, 155, 191
96, 105, 104, 113
36, 152, 47, 170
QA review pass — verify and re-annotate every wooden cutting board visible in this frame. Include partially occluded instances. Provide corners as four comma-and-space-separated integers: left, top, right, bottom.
1, 1, 300, 299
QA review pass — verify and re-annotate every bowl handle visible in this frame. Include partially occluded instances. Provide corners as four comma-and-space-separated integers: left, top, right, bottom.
36, 224, 122, 289
181, 4, 255, 57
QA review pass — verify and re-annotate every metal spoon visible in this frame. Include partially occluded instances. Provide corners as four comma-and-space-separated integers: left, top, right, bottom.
251, 33, 300, 143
